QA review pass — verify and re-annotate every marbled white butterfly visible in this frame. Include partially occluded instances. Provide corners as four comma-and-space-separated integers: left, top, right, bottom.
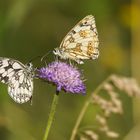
0, 57, 34, 104
53, 15, 99, 64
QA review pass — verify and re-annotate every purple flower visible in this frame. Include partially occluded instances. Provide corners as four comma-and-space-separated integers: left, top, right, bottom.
37, 61, 86, 94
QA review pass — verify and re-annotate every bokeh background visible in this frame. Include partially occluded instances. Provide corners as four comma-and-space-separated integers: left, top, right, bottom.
0, 0, 140, 140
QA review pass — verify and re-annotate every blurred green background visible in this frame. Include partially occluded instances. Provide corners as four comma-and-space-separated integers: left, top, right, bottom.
0, 0, 140, 140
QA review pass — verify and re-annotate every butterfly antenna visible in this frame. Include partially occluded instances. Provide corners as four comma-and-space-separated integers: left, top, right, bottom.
27, 50, 52, 64
28, 55, 42, 64
41, 50, 52, 62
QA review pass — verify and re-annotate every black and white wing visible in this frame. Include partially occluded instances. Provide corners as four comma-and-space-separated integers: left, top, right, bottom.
0, 57, 34, 104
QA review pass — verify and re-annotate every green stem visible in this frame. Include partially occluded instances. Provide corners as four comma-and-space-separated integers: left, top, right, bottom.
70, 76, 112, 140
70, 100, 90, 140
43, 93, 59, 140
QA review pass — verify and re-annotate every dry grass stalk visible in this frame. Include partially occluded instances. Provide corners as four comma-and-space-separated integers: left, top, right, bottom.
70, 74, 140, 140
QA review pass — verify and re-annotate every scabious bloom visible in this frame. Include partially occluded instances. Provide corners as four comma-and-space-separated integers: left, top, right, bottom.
37, 61, 86, 94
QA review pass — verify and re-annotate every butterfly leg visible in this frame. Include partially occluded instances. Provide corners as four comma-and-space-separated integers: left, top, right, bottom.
75, 59, 84, 64
54, 55, 59, 62
29, 96, 33, 105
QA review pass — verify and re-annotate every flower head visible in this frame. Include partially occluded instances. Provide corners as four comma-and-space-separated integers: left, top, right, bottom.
38, 61, 86, 94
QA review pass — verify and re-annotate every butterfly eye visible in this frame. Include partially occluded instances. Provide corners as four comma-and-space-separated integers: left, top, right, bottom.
83, 21, 88, 25
27, 63, 33, 68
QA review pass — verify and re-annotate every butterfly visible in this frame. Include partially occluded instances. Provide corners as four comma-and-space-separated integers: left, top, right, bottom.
0, 57, 34, 104
53, 15, 99, 64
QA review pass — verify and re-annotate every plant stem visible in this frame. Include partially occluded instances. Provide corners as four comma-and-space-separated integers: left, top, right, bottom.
70, 76, 112, 140
43, 93, 59, 140
70, 100, 90, 140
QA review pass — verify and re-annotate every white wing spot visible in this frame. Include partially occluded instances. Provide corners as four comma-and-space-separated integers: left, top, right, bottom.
19, 74, 24, 84
2, 71, 8, 77
2, 60, 9, 67
0, 69, 5, 73
12, 62, 22, 69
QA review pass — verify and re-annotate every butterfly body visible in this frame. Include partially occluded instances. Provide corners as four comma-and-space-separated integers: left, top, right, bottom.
0, 57, 34, 104
53, 15, 99, 64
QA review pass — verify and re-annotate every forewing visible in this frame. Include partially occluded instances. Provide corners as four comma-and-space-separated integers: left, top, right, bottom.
8, 70, 33, 104
0, 58, 25, 84
0, 57, 33, 104
60, 15, 99, 60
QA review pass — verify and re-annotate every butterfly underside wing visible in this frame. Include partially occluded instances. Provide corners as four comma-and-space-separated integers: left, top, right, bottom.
0, 57, 34, 104
53, 15, 99, 64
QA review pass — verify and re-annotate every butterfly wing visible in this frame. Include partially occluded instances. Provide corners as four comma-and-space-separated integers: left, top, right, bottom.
8, 70, 33, 104
0, 57, 34, 104
54, 15, 99, 64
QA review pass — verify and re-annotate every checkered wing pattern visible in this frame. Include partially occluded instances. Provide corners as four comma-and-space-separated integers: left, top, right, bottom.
0, 57, 34, 104
53, 15, 99, 64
